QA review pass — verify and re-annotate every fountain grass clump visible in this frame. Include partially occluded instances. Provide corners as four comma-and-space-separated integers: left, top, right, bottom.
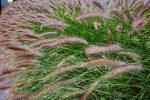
0, 0, 149, 100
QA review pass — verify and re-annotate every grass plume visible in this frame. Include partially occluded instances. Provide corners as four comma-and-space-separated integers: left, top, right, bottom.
85, 44, 122, 55
30, 79, 76, 99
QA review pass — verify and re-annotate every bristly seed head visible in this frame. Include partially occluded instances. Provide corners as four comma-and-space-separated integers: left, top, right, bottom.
85, 44, 122, 55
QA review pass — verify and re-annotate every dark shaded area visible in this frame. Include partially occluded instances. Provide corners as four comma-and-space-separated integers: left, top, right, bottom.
0, 0, 2, 14
0, 0, 9, 14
